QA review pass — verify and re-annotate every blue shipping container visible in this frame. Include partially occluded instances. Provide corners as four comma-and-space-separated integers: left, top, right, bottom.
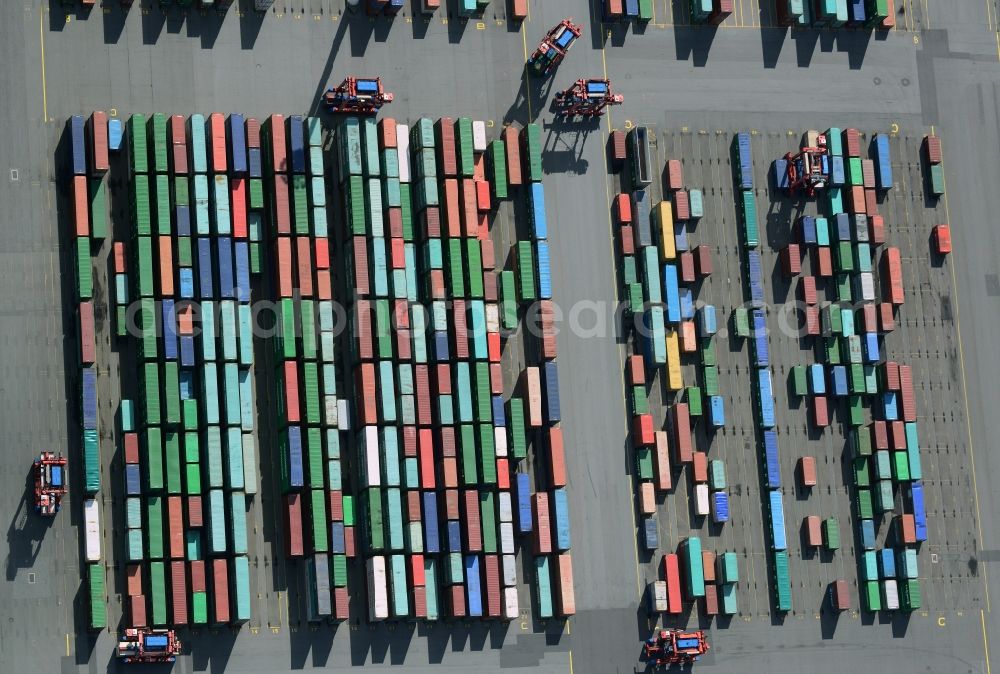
423, 492, 440, 553
492, 396, 506, 427
861, 519, 876, 550
879, 548, 896, 577
847, 0, 866, 24
809, 363, 826, 394
530, 182, 547, 240
835, 213, 851, 241
465, 556, 483, 616
228, 114, 248, 175
799, 216, 817, 246
543, 361, 561, 424
864, 332, 880, 363
198, 238, 214, 299
911, 482, 928, 542
709, 396, 725, 428
82, 367, 98, 430
248, 147, 263, 179
70, 115, 86, 175
774, 159, 789, 190
873, 134, 893, 190
180, 336, 195, 367
633, 190, 652, 247
515, 473, 532, 535
179, 268, 195, 300
125, 463, 141, 495
162, 299, 178, 361
643, 517, 658, 550
216, 237, 235, 299
757, 370, 775, 428
752, 309, 769, 368
769, 490, 787, 550
625, 0, 639, 17
763, 431, 781, 488
234, 241, 251, 303
447, 521, 462, 552
289, 116, 306, 174
536, 241, 552, 300
663, 264, 680, 324
700, 305, 717, 336
552, 488, 571, 550
109, 119, 124, 152
712, 492, 729, 523
831, 156, 845, 185
736, 132, 753, 189
674, 221, 688, 252
679, 288, 694, 320
176, 206, 191, 237
286, 426, 304, 490
882, 392, 898, 420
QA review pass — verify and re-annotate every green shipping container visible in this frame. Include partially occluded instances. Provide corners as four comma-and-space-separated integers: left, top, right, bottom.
928, 163, 944, 196
490, 140, 508, 199
823, 517, 840, 550
636, 448, 654, 480
682, 537, 705, 598
718, 551, 739, 583
632, 385, 649, 415
702, 366, 720, 397
517, 241, 536, 301
523, 123, 543, 182
500, 270, 518, 328
88, 563, 107, 630
686, 387, 702, 416
509, 398, 527, 459
864, 580, 881, 611
89, 178, 108, 239
701, 338, 717, 366
456, 118, 475, 177
165, 431, 182, 494
856, 489, 874, 520
741, 190, 759, 248
144, 427, 163, 491
363, 488, 385, 553
135, 235, 154, 297
192, 592, 209, 624
535, 556, 553, 618
146, 496, 164, 558
901, 578, 921, 610
853, 457, 871, 487
773, 550, 792, 611
149, 561, 168, 625
128, 114, 149, 174
76, 237, 93, 299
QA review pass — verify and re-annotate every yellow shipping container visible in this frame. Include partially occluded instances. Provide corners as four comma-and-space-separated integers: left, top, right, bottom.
665, 330, 683, 391
655, 201, 675, 262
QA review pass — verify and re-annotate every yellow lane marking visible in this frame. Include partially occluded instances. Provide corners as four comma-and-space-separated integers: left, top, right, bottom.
984, 610, 993, 674
520, 23, 533, 121
65, 634, 70, 656
569, 650, 574, 674
39, 9, 48, 121
938, 133, 991, 613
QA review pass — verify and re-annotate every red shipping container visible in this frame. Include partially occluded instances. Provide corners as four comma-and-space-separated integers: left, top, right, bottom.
421, 207, 441, 238
680, 321, 697, 353
187, 562, 206, 598
654, 431, 672, 492
171, 561, 189, 625
702, 551, 716, 583
449, 585, 466, 618
666, 159, 683, 190
524, 367, 543, 428
208, 113, 227, 173
158, 236, 174, 296
401, 424, 417, 457
114, 241, 126, 274
386, 207, 403, 238
476, 180, 491, 212
489, 331, 504, 363
865, 188, 878, 216
674, 190, 690, 221
328, 490, 344, 520
497, 458, 510, 490
532, 492, 551, 555
861, 159, 876, 189
285, 493, 304, 557
444, 489, 460, 520
873, 421, 889, 450
213, 558, 230, 623
549, 428, 567, 487
130, 595, 147, 628
709, 0, 734, 24
168, 496, 184, 559
412, 587, 427, 619
781, 244, 801, 277
633, 414, 655, 446
407, 491, 421, 522
897, 514, 916, 544
868, 214, 886, 245
177, 304, 194, 335
428, 270, 446, 299
619, 225, 635, 256
842, 128, 861, 157
89, 111, 110, 174
859, 303, 878, 333
126, 564, 143, 596
124, 432, 140, 464
436, 117, 457, 176
484, 273, 498, 302
891, 420, 907, 449
231, 177, 247, 238
439, 425, 456, 456
812, 395, 829, 427
344, 527, 358, 557
881, 0, 896, 27
503, 126, 523, 186
172, 144, 188, 175
882, 361, 901, 391
900, 366, 916, 422
610, 129, 627, 162
79, 301, 96, 364
692, 452, 708, 483
334, 587, 350, 620
474, 153, 486, 181
295, 237, 314, 297
799, 456, 817, 486
849, 185, 866, 215
805, 515, 823, 547
628, 354, 646, 385
451, 300, 469, 359
442, 179, 461, 237
168, 114, 185, 146
831, 579, 851, 611
805, 305, 820, 336
269, 114, 287, 172
417, 371, 433, 427
464, 490, 483, 552
881, 247, 904, 305
490, 362, 504, 394
879, 303, 895, 332
703, 584, 719, 616
275, 236, 293, 297
799, 276, 817, 305
378, 117, 397, 149
485, 555, 502, 618
924, 135, 942, 164
356, 362, 377, 425
246, 117, 261, 148
672, 404, 693, 463
442, 457, 458, 489
679, 252, 696, 284
389, 237, 406, 270
664, 554, 682, 614
273, 174, 291, 234
187, 495, 203, 528
615, 193, 632, 224
694, 244, 713, 276
284, 360, 301, 423
313, 238, 330, 270
354, 301, 374, 361
461, 178, 479, 236
556, 553, 576, 616
73, 175, 89, 236
814, 246, 833, 277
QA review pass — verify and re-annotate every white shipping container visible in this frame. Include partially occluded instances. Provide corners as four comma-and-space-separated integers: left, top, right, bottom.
362, 427, 381, 487
883, 579, 899, 610
324, 396, 338, 428
408, 522, 424, 554
649, 581, 668, 614
695, 483, 710, 516
502, 554, 518, 587
472, 121, 488, 153
500, 523, 515, 554
498, 491, 513, 523
84, 498, 101, 562
242, 433, 258, 495
485, 303, 500, 333
367, 556, 389, 621
856, 272, 875, 301
338, 399, 351, 430
503, 587, 519, 619
254, 0, 276, 9
397, 124, 411, 183
494, 427, 508, 457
